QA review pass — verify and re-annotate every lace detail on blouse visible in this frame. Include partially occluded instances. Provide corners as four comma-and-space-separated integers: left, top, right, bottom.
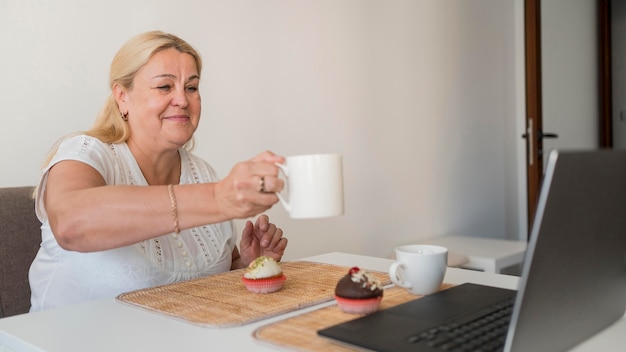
80, 137, 91, 154
191, 225, 223, 266
189, 155, 201, 184
153, 238, 163, 268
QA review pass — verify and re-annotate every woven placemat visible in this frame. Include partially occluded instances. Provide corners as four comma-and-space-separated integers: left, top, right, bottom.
253, 283, 455, 351
116, 261, 390, 328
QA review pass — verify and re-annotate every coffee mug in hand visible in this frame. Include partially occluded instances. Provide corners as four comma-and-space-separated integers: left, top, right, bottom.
276, 153, 344, 219
389, 244, 448, 295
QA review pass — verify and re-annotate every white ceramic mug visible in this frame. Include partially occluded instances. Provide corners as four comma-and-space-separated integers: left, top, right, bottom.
389, 244, 448, 295
275, 153, 344, 219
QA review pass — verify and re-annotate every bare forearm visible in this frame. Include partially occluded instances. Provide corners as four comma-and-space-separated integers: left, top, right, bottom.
48, 184, 228, 252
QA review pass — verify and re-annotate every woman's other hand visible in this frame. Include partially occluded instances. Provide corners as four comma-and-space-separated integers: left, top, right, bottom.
239, 215, 287, 265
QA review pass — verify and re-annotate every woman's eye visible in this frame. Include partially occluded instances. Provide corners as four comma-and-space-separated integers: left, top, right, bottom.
157, 85, 172, 91
186, 86, 198, 93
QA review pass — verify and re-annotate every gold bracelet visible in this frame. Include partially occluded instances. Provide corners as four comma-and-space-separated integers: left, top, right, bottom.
167, 184, 180, 234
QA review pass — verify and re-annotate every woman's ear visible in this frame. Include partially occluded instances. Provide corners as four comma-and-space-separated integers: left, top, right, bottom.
112, 83, 127, 112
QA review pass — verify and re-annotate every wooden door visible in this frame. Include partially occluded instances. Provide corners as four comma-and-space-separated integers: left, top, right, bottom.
524, 0, 543, 237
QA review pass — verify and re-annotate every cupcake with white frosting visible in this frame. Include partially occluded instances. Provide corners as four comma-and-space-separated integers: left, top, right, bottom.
241, 256, 286, 293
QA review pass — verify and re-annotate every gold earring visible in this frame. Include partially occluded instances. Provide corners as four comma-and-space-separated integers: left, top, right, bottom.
121, 111, 129, 121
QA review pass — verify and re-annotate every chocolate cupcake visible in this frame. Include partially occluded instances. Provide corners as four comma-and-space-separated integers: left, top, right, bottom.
334, 267, 383, 314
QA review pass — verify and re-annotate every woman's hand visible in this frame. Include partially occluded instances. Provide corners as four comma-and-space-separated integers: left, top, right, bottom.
214, 151, 285, 219
238, 215, 288, 266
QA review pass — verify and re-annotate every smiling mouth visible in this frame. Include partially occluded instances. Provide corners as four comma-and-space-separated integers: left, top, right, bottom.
165, 115, 190, 121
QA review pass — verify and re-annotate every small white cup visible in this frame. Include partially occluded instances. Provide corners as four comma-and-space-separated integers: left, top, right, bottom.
276, 153, 344, 219
389, 244, 448, 295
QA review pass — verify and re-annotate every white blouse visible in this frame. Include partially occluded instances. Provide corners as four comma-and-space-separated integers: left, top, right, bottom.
29, 135, 236, 311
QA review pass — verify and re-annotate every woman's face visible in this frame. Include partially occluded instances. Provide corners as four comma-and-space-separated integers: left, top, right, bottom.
118, 48, 201, 151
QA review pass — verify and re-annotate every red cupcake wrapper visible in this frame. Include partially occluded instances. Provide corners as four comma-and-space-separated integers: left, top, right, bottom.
242, 275, 286, 294
334, 295, 382, 314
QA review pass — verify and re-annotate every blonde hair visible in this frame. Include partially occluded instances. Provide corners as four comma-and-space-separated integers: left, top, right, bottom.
39, 31, 202, 171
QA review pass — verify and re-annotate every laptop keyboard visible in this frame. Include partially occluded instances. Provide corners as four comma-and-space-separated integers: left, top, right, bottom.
405, 297, 515, 352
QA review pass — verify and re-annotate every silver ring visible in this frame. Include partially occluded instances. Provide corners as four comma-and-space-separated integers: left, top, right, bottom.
259, 176, 266, 193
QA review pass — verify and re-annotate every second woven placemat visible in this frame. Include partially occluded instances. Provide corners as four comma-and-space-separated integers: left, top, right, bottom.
253, 283, 455, 351
116, 261, 390, 328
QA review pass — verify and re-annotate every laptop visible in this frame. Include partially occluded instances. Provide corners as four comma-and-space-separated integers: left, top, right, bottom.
318, 150, 626, 351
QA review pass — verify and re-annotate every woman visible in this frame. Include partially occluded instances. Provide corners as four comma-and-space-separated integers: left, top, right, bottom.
29, 31, 287, 311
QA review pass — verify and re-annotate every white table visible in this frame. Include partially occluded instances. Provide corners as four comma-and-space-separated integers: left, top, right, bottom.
0, 252, 623, 352
419, 235, 528, 273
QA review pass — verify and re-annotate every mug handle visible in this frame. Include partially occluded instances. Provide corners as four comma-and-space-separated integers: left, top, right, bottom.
389, 262, 412, 289
275, 163, 291, 213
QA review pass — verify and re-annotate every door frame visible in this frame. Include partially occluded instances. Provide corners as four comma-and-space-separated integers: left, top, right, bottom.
599, 0, 613, 148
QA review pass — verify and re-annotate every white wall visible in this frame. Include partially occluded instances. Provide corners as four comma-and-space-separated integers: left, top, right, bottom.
0, 0, 526, 260
541, 0, 599, 160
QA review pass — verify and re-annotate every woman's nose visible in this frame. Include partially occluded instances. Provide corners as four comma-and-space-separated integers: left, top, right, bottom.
172, 87, 189, 108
